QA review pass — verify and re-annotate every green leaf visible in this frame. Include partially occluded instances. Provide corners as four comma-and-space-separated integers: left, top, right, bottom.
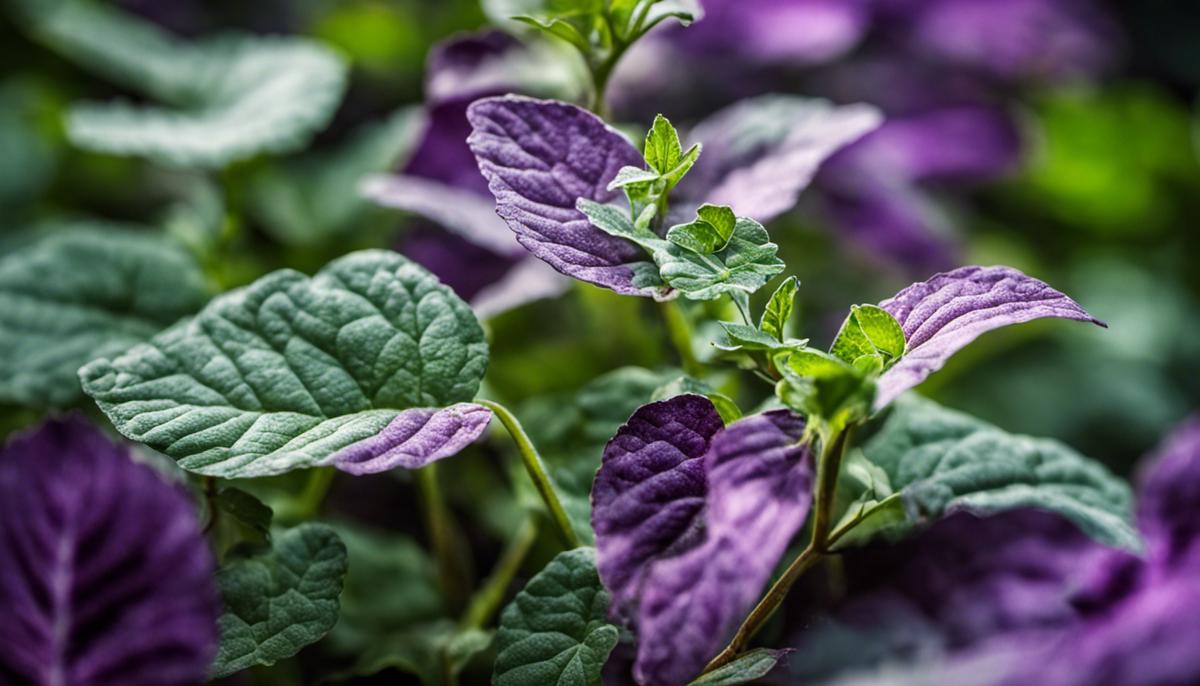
215, 487, 273, 539
760, 276, 799, 342
829, 304, 906, 368
656, 217, 785, 300
666, 203, 737, 254
634, 0, 704, 36
661, 142, 702, 190
858, 395, 1140, 550
212, 523, 349, 678
651, 377, 742, 424
644, 114, 682, 175
607, 165, 661, 191
577, 198, 667, 253
23, 1, 348, 168
328, 620, 488, 686
513, 15, 592, 52
687, 648, 789, 685
777, 350, 875, 429
80, 250, 489, 478
716, 322, 806, 353
0, 225, 211, 407
493, 548, 619, 686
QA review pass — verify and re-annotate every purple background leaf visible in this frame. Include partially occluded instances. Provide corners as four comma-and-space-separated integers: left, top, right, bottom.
0, 417, 218, 686
329, 403, 492, 475
635, 411, 812, 686
1135, 416, 1200, 571
876, 265, 1105, 410
468, 95, 659, 296
362, 174, 522, 256
591, 394, 724, 622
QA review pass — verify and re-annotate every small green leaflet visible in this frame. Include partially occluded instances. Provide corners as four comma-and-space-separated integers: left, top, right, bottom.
829, 304, 906, 370
80, 250, 489, 478
493, 548, 619, 686
211, 524, 348, 678
21, 0, 348, 168
716, 322, 807, 353
645, 114, 682, 175
777, 349, 876, 430
760, 276, 799, 342
0, 225, 211, 407
667, 204, 737, 254
687, 649, 790, 685
577, 198, 667, 253
657, 217, 785, 300
856, 395, 1139, 550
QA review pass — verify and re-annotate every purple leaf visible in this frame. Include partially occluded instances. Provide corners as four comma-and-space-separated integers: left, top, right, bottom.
635, 411, 812, 686
876, 265, 1105, 410
470, 256, 570, 320
682, 95, 882, 223
676, 0, 871, 66
0, 417, 219, 686
329, 403, 493, 475
363, 174, 521, 256
591, 395, 724, 622
467, 95, 659, 296
1135, 415, 1200, 571
424, 30, 522, 105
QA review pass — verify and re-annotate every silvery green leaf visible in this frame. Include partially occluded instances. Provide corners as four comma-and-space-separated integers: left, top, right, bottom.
655, 217, 784, 300
666, 204, 737, 254
577, 198, 668, 253
212, 524, 348, 677
830, 304, 906, 368
607, 165, 661, 191
716, 322, 806, 353
0, 225, 211, 407
861, 395, 1139, 550
493, 548, 619, 686
686, 648, 790, 685
760, 276, 799, 342
80, 251, 491, 478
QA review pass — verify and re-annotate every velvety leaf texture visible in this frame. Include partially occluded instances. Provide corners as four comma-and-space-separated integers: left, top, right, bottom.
876, 265, 1105, 410
211, 523, 348, 677
80, 250, 490, 478
467, 95, 661, 296
24, 0, 348, 167
0, 226, 211, 407
680, 95, 882, 223
863, 395, 1137, 549
493, 547, 619, 686
591, 394, 725, 621
0, 417, 219, 686
635, 411, 812, 686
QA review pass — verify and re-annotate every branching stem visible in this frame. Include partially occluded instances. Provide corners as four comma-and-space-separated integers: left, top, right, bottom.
461, 515, 539, 630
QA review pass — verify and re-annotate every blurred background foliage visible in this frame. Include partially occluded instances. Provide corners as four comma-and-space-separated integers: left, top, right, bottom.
0, 1, 1198, 681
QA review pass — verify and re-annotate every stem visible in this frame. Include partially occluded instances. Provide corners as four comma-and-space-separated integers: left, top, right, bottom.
702, 426, 852, 673
461, 516, 539, 630
291, 467, 334, 520
659, 299, 703, 377
477, 399, 580, 548
419, 463, 469, 609
201, 476, 220, 535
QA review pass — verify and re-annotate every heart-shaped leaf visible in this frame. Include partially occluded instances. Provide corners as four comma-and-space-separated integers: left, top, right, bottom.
0, 225, 211, 407
493, 548, 619, 686
80, 251, 491, 478
0, 417, 219, 686
211, 523, 348, 678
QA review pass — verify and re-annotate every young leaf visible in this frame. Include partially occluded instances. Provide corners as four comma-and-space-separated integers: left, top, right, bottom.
607, 165, 662, 191
468, 96, 663, 296
656, 217, 785, 300
666, 203, 737, 254
211, 524, 348, 677
875, 265, 1106, 410
829, 304, 905, 368
635, 411, 813, 685
80, 251, 492, 478
778, 350, 876, 429
577, 198, 668, 252
644, 114, 683, 175
592, 395, 724, 620
716, 322, 806, 353
760, 276, 799, 342
0, 417, 219, 686
686, 648, 791, 686
0, 225, 211, 407
493, 548, 619, 686
861, 395, 1138, 550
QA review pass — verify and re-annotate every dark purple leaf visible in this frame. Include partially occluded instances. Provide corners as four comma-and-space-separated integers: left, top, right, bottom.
406, 97, 492, 194
0, 417, 218, 686
635, 411, 812, 686
676, 0, 870, 66
591, 395, 724, 621
876, 265, 1105, 409
467, 96, 659, 296
330, 403, 492, 475
425, 30, 522, 105
1135, 415, 1200, 571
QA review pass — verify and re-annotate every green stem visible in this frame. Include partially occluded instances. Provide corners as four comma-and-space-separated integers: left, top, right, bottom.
292, 467, 334, 520
477, 399, 580, 548
461, 516, 539, 630
702, 426, 852, 673
659, 299, 703, 377
418, 463, 470, 609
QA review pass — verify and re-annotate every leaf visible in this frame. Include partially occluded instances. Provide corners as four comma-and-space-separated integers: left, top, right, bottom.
0, 417, 219, 686
0, 225, 211, 407
645, 114, 683, 175
363, 174, 519, 255
829, 304, 905, 368
875, 265, 1106, 410
80, 250, 491, 478
651, 376, 742, 424
25, 0, 347, 168
716, 322, 807, 354
656, 217, 785, 300
760, 276, 799, 342
607, 165, 661, 191
778, 350, 875, 429
468, 96, 661, 296
666, 204, 737, 254
634, 0, 704, 35
493, 548, 619, 686
680, 95, 882, 222
513, 15, 592, 52
212, 523, 348, 678
216, 487, 274, 539
687, 649, 790, 686
861, 395, 1139, 550
577, 198, 668, 253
